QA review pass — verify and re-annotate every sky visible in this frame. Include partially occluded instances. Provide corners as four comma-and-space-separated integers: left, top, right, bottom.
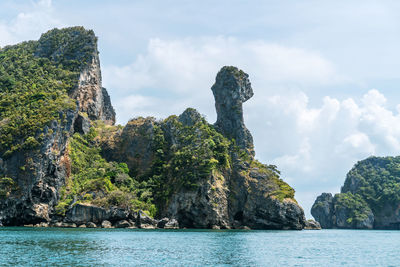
2, 0, 400, 218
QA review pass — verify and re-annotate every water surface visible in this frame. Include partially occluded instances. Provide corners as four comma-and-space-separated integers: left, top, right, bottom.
0, 227, 398, 266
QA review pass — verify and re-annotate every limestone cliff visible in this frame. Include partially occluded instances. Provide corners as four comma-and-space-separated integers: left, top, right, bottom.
312, 156, 400, 229
0, 27, 115, 225
101, 67, 306, 230
0, 27, 305, 229
212, 66, 254, 155
35, 27, 116, 125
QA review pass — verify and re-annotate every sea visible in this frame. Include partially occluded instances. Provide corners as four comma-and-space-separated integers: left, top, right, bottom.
0, 227, 398, 266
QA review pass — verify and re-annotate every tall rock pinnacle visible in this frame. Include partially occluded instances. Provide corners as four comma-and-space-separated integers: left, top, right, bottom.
211, 66, 254, 154
35, 27, 116, 125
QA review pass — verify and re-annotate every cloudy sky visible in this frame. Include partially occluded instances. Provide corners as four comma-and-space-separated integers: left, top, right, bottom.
2, 0, 400, 217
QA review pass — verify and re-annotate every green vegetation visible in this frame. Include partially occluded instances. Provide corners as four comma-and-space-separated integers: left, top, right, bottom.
342, 156, 400, 212
0, 177, 18, 199
144, 114, 231, 208
334, 192, 371, 224
55, 130, 156, 217
142, 113, 295, 208
35, 27, 97, 71
0, 27, 97, 157
0, 27, 297, 219
240, 151, 295, 201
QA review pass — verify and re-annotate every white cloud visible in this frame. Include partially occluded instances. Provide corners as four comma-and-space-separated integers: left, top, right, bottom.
2, 0, 400, 219
103, 36, 345, 126
103, 36, 400, 217
0, 0, 61, 47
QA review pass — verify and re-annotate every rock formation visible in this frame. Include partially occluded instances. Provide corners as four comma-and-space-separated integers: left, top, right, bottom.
102, 68, 306, 230
0, 27, 306, 230
312, 156, 400, 229
35, 27, 116, 125
211, 66, 254, 155
0, 27, 115, 225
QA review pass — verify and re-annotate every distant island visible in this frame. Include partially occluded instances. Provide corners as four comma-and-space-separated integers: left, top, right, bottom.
0, 27, 318, 230
312, 156, 400, 229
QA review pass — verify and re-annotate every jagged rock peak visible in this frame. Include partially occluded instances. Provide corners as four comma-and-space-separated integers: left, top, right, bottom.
35, 26, 97, 66
36, 26, 116, 125
178, 108, 202, 126
211, 66, 254, 154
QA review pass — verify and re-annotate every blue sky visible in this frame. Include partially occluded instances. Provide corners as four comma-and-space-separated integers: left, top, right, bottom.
2, 0, 400, 217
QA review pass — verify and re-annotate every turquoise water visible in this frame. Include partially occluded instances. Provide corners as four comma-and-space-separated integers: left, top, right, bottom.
0, 228, 399, 266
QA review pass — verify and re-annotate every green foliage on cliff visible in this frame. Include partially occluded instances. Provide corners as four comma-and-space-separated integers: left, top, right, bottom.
0, 40, 78, 157
56, 130, 156, 217
35, 27, 97, 71
334, 192, 371, 224
342, 156, 400, 211
0, 177, 18, 199
146, 114, 231, 206
0, 27, 97, 158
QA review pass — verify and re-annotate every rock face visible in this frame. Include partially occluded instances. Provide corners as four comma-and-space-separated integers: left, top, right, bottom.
211, 66, 254, 155
311, 193, 374, 229
101, 117, 156, 177
0, 28, 306, 230
0, 27, 115, 226
312, 156, 400, 229
102, 67, 306, 230
65, 204, 131, 225
0, 109, 77, 225
311, 193, 334, 229
35, 27, 116, 125
304, 219, 321, 230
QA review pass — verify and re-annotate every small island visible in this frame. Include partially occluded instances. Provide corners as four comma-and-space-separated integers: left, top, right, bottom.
0, 27, 314, 230
312, 156, 400, 229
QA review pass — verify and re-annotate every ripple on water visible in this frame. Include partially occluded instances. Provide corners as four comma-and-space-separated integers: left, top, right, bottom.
0, 228, 400, 266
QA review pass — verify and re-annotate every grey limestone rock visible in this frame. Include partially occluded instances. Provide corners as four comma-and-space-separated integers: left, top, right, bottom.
137, 210, 157, 228
0, 27, 117, 226
304, 219, 321, 230
311, 193, 334, 229
114, 220, 131, 228
86, 222, 97, 228
211, 66, 254, 155
101, 220, 112, 228
164, 218, 179, 229
311, 192, 374, 229
66, 204, 109, 224
73, 114, 91, 134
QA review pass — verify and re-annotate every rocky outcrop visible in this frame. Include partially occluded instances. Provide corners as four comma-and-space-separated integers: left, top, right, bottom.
304, 219, 321, 230
0, 28, 306, 230
35, 27, 116, 125
211, 66, 254, 155
101, 117, 156, 177
70, 50, 115, 124
0, 27, 116, 226
311, 192, 374, 229
311, 193, 334, 229
65, 203, 132, 225
312, 156, 400, 229
0, 109, 77, 225
137, 210, 157, 228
